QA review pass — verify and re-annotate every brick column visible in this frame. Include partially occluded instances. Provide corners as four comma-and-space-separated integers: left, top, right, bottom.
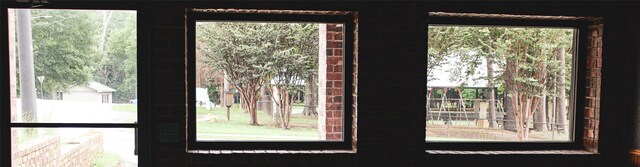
318, 24, 344, 141
584, 19, 603, 153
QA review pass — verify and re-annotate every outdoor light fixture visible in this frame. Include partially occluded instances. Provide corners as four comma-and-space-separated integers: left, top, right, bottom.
225, 89, 234, 121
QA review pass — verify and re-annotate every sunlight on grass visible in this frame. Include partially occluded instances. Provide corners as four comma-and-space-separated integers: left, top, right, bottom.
91, 152, 121, 167
112, 104, 137, 112
196, 106, 320, 141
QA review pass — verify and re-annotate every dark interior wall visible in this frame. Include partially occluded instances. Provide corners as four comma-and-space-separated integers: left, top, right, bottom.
3, 1, 640, 167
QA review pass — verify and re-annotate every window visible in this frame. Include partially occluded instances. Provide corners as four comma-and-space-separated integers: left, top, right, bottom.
2, 6, 146, 166
425, 12, 601, 151
186, 9, 356, 150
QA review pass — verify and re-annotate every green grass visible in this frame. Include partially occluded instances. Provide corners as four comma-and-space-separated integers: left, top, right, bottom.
91, 152, 121, 167
196, 106, 319, 140
112, 104, 137, 112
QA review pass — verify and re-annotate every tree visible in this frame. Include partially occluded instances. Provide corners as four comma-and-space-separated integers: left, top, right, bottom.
266, 23, 318, 129
198, 22, 276, 126
198, 22, 319, 127
500, 28, 572, 139
431, 26, 505, 128
298, 24, 320, 116
427, 26, 468, 81
554, 46, 568, 134
428, 26, 574, 140
94, 11, 137, 103
31, 9, 101, 95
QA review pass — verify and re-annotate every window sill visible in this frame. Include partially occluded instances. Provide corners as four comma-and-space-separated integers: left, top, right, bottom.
425, 150, 598, 155
187, 149, 357, 154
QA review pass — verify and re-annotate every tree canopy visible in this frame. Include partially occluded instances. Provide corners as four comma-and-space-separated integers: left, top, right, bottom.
197, 22, 319, 127
31, 9, 101, 93
25, 10, 137, 102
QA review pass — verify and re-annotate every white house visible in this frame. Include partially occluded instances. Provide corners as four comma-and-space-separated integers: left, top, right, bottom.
60, 82, 117, 103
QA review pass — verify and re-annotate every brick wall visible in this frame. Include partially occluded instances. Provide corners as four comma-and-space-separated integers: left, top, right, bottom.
58, 133, 104, 167
11, 136, 60, 167
10, 132, 103, 167
318, 23, 345, 141
584, 19, 603, 153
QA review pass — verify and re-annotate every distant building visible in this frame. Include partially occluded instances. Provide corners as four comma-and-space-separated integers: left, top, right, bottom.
59, 82, 116, 103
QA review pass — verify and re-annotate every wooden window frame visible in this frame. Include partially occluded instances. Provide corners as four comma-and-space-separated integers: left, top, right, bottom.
185, 9, 357, 151
425, 12, 599, 151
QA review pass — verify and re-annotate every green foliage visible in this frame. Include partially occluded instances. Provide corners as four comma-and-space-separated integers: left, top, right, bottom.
91, 152, 121, 167
95, 11, 137, 103
20, 10, 137, 102
428, 26, 574, 96
207, 83, 221, 104
112, 104, 137, 112
30, 9, 101, 93
197, 22, 319, 126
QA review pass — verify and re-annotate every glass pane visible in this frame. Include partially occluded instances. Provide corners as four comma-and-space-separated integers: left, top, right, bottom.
11, 128, 137, 166
194, 22, 345, 141
426, 26, 574, 142
8, 9, 137, 123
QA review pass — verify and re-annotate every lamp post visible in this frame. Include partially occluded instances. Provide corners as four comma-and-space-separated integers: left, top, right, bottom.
37, 76, 44, 99
225, 89, 235, 121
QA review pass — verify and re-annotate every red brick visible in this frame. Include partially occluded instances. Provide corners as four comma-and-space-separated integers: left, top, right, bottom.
333, 48, 343, 56
328, 88, 343, 95
326, 81, 333, 88
327, 57, 342, 65
334, 65, 343, 72
585, 129, 594, 138
334, 81, 343, 88
327, 41, 343, 48
326, 48, 333, 55
334, 33, 343, 40
326, 96, 334, 103
333, 96, 342, 103
334, 126, 343, 132
327, 73, 342, 81
326, 126, 333, 133
327, 24, 343, 32
326, 65, 334, 72
585, 108, 594, 118
326, 32, 334, 41
332, 110, 342, 117
328, 103, 342, 110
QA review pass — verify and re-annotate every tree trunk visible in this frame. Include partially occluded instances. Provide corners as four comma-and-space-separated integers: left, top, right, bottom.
241, 89, 260, 126
555, 47, 568, 134
99, 11, 112, 52
223, 71, 230, 107
534, 92, 548, 131
17, 9, 38, 123
235, 79, 260, 126
534, 53, 548, 132
503, 60, 517, 132
303, 74, 318, 116
486, 57, 497, 128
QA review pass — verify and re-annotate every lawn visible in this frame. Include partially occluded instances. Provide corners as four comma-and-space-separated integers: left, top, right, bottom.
112, 104, 137, 112
196, 106, 320, 141
111, 104, 321, 140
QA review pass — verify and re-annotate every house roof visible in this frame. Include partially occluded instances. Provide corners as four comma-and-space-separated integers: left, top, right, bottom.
87, 82, 117, 93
